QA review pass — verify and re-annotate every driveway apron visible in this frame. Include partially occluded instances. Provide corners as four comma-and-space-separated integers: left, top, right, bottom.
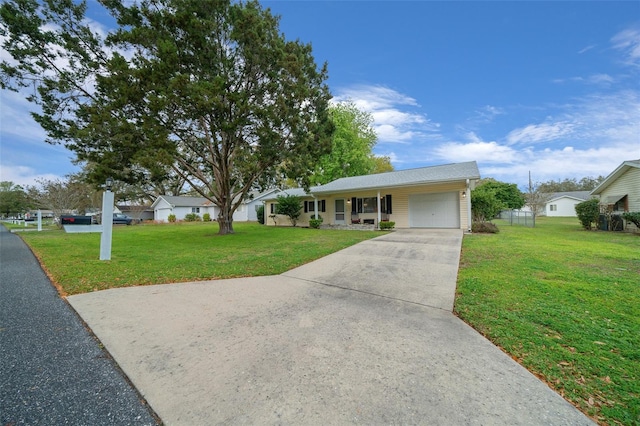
67, 229, 594, 425
0, 225, 158, 425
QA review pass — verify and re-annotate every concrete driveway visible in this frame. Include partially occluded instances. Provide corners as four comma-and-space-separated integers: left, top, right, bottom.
68, 229, 593, 425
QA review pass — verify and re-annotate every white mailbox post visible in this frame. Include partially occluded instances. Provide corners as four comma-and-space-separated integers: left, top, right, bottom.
99, 177, 115, 261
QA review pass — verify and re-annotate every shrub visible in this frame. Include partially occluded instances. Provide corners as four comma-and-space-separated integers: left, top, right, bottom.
309, 217, 323, 229
472, 221, 500, 233
575, 198, 599, 230
379, 221, 395, 230
622, 212, 640, 229
184, 213, 201, 222
202, 213, 212, 222
275, 194, 302, 226
471, 188, 503, 222
168, 214, 176, 223
256, 205, 265, 224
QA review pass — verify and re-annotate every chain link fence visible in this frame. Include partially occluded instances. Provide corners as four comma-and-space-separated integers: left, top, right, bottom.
497, 210, 536, 227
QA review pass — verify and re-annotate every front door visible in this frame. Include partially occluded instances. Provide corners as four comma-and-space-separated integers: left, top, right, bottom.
335, 199, 345, 224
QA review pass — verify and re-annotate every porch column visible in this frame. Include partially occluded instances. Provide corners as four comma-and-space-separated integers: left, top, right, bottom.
377, 190, 381, 229
466, 179, 472, 232
313, 197, 318, 219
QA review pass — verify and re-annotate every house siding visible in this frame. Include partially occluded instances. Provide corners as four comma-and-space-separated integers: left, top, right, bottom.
154, 198, 173, 222
265, 182, 469, 230
545, 197, 585, 217
265, 197, 318, 227
599, 167, 640, 231
382, 182, 468, 229
152, 197, 219, 222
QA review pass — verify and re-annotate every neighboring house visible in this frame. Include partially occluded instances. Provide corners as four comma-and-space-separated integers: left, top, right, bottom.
152, 196, 218, 222
152, 192, 275, 222
233, 189, 280, 222
590, 159, 640, 231
542, 191, 594, 217
264, 161, 481, 231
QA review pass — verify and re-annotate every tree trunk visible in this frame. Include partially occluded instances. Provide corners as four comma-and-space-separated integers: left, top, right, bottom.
218, 211, 235, 235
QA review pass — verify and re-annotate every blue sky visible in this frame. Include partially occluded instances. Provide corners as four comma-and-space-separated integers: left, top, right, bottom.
1, 1, 639, 190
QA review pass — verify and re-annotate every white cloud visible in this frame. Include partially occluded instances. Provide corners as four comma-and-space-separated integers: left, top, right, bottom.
587, 74, 615, 84
433, 132, 516, 164
506, 121, 575, 145
334, 85, 419, 110
553, 74, 614, 85
481, 142, 631, 189
374, 124, 415, 143
611, 25, 640, 67
434, 140, 516, 164
334, 84, 439, 146
371, 108, 426, 126
477, 105, 504, 121
578, 44, 596, 54
0, 164, 64, 187
437, 88, 640, 187
0, 91, 48, 144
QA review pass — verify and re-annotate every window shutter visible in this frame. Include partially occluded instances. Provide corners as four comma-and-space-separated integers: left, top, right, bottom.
270, 203, 274, 214
304, 201, 308, 213
351, 197, 357, 213
386, 195, 392, 214
321, 200, 326, 212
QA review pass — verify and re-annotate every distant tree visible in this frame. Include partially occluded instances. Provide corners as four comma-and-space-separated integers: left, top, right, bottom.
372, 156, 394, 174
275, 194, 302, 226
310, 102, 380, 185
538, 176, 605, 192
0, 0, 333, 235
577, 176, 605, 191
0, 181, 30, 217
525, 173, 550, 215
27, 177, 97, 220
78, 162, 186, 204
476, 178, 525, 210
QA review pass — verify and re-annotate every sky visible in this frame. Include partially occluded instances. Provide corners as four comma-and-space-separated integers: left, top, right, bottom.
1, 1, 639, 190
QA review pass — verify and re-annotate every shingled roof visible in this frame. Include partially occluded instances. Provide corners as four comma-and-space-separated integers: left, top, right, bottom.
310, 161, 480, 194
153, 195, 215, 207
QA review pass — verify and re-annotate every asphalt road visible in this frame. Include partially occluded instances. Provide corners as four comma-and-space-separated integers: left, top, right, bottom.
0, 225, 159, 425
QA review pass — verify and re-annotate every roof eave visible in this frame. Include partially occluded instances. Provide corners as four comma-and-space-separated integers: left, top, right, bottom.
591, 161, 639, 195
311, 176, 478, 195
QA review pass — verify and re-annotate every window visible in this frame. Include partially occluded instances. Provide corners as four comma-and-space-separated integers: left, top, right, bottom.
192, 207, 200, 213
361, 197, 377, 213
350, 195, 392, 214
550, 205, 557, 211
303, 200, 326, 213
613, 196, 627, 212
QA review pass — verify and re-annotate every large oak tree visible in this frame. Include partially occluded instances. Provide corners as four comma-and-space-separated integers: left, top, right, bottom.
1, 0, 333, 234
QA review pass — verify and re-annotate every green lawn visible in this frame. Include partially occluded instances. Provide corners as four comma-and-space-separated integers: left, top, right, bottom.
8, 217, 639, 424
13, 221, 379, 295
455, 217, 639, 425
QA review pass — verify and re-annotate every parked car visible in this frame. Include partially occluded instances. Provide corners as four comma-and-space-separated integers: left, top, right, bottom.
112, 213, 133, 225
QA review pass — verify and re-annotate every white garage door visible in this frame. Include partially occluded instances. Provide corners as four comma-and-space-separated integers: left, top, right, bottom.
409, 192, 460, 228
